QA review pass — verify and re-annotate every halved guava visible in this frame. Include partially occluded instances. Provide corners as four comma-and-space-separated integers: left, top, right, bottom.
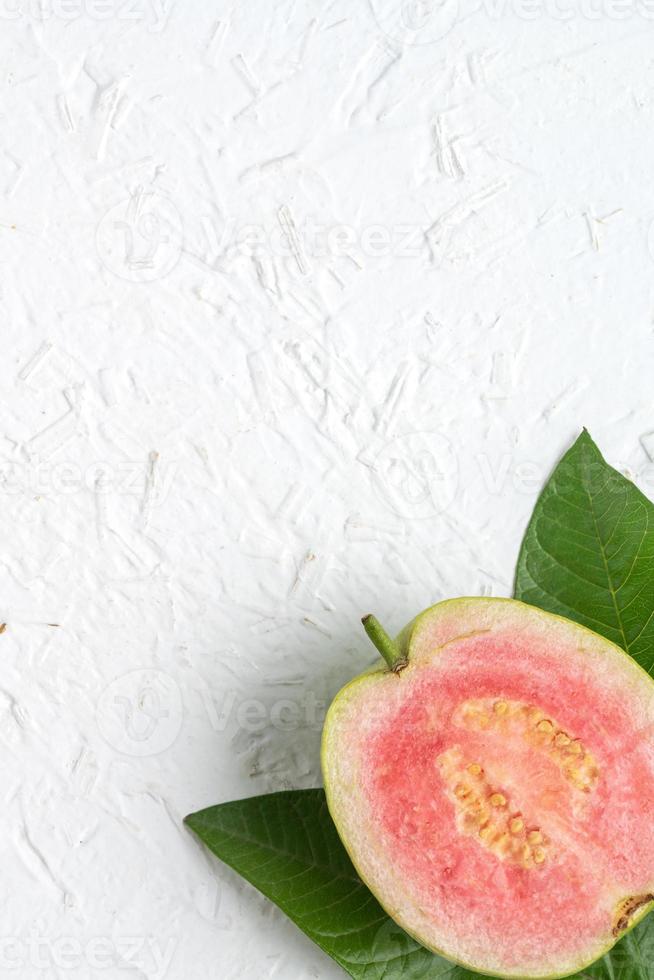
321, 598, 654, 978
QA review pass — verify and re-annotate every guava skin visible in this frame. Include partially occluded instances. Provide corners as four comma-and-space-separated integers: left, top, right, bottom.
322, 598, 654, 979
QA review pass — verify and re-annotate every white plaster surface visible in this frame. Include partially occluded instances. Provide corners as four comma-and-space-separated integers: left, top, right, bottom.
2, 2, 654, 977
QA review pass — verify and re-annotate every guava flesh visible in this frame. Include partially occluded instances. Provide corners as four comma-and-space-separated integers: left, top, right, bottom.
322, 598, 654, 978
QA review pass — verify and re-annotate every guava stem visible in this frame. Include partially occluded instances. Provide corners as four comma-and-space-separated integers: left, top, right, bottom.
361, 615, 407, 673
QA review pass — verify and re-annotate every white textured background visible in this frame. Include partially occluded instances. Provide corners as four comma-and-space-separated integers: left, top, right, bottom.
3, 2, 654, 977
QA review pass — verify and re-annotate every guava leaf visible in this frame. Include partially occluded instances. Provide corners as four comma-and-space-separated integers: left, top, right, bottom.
515, 428, 654, 978
185, 789, 483, 980
514, 428, 654, 674
578, 925, 654, 980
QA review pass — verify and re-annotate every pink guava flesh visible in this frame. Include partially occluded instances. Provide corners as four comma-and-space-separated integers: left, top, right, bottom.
322, 599, 654, 978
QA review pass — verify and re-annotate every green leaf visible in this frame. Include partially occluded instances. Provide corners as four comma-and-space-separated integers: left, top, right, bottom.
515, 428, 654, 979
515, 429, 654, 674
185, 789, 482, 980
577, 925, 654, 980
